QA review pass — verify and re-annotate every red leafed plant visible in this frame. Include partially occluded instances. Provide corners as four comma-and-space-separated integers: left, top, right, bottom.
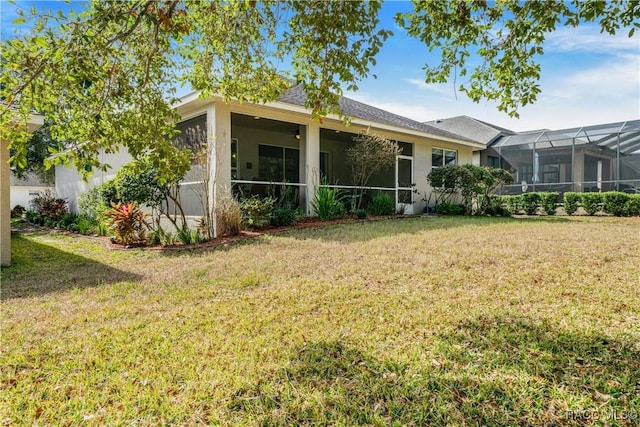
107, 202, 150, 245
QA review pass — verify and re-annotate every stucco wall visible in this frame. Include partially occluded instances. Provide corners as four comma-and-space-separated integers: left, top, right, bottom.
56, 149, 133, 213
10, 186, 55, 209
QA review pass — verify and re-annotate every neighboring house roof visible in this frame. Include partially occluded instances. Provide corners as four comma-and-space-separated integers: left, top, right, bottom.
10, 172, 52, 187
277, 85, 474, 143
424, 115, 515, 146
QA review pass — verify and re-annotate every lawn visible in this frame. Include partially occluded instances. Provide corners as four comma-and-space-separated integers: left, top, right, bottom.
2, 216, 639, 426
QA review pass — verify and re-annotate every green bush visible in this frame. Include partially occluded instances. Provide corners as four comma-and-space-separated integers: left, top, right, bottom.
57, 212, 79, 230
30, 192, 68, 221
240, 196, 276, 228
540, 192, 558, 216
486, 196, 512, 217
624, 194, 640, 216
356, 209, 367, 219
505, 195, 523, 215
78, 186, 109, 220
312, 185, 346, 221
436, 202, 464, 215
270, 208, 297, 227
563, 192, 580, 215
369, 193, 394, 216
581, 193, 602, 216
25, 210, 42, 225
602, 192, 630, 217
10, 205, 26, 218
107, 202, 150, 245
76, 216, 98, 235
521, 193, 541, 215
177, 228, 202, 245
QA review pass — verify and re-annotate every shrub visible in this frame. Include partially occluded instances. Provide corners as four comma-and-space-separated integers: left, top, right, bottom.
270, 208, 297, 227
10, 205, 26, 218
95, 221, 109, 237
76, 216, 98, 235
216, 192, 242, 236
505, 195, 523, 215
602, 192, 630, 217
57, 212, 79, 230
540, 192, 559, 215
107, 202, 150, 245
581, 193, 602, 216
436, 202, 464, 215
356, 209, 367, 219
78, 186, 109, 220
312, 185, 346, 221
240, 196, 275, 228
624, 194, 640, 216
25, 210, 42, 225
563, 192, 580, 215
521, 192, 541, 215
486, 196, 511, 217
369, 193, 394, 216
30, 192, 68, 221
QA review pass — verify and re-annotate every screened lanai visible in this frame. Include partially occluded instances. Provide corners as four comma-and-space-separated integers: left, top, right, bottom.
486, 120, 640, 195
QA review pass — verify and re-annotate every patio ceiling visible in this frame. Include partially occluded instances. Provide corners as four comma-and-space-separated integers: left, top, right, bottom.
490, 120, 640, 155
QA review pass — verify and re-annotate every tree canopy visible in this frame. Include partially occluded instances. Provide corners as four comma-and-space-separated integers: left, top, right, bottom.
1, 0, 638, 179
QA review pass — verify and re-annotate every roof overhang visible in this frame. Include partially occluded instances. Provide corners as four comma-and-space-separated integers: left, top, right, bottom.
174, 92, 485, 150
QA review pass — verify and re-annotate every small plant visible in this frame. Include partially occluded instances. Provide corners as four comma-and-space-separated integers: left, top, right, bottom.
486, 196, 511, 217
216, 191, 243, 236
356, 209, 367, 219
57, 212, 79, 230
107, 202, 150, 245
521, 192, 541, 215
30, 191, 68, 221
602, 191, 630, 217
159, 231, 179, 246
563, 192, 580, 215
581, 193, 602, 216
10, 205, 26, 218
240, 196, 276, 228
76, 216, 97, 235
312, 184, 346, 221
24, 210, 42, 225
370, 193, 394, 216
436, 202, 464, 215
95, 221, 109, 237
540, 192, 558, 215
177, 228, 202, 245
270, 208, 297, 227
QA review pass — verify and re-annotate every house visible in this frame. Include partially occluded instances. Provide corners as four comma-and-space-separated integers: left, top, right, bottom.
9, 172, 55, 210
427, 117, 640, 195
56, 85, 485, 234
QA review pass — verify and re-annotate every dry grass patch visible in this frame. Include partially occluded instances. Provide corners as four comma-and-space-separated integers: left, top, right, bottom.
2, 216, 639, 425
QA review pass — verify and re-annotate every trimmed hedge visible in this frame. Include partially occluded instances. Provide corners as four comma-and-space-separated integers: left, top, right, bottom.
499, 191, 640, 217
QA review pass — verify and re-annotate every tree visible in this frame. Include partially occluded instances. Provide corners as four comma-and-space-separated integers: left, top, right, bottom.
10, 122, 59, 184
345, 131, 401, 210
1, 0, 637, 177
397, 0, 640, 117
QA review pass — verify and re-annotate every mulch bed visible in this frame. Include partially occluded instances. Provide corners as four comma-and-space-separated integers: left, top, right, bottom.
13, 214, 421, 252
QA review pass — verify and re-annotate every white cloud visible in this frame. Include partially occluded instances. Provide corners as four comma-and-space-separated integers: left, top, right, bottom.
405, 78, 460, 97
545, 25, 640, 54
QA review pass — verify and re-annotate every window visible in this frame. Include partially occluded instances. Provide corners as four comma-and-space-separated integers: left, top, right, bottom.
258, 144, 299, 183
432, 148, 457, 168
320, 152, 330, 180
231, 139, 238, 180
487, 155, 500, 168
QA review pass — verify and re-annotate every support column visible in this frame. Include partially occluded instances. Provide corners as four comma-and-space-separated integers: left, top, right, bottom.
1, 139, 11, 266
305, 122, 320, 215
206, 102, 232, 237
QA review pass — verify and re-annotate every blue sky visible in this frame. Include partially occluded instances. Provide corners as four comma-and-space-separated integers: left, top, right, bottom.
2, 0, 639, 132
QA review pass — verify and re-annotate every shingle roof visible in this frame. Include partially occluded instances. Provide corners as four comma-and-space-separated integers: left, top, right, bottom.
277, 85, 474, 143
424, 115, 515, 146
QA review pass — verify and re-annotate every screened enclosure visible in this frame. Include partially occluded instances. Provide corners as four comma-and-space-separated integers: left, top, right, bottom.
486, 120, 640, 195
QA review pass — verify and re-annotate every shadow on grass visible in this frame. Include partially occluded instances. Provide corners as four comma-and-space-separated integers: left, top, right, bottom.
1, 234, 141, 300
226, 315, 639, 426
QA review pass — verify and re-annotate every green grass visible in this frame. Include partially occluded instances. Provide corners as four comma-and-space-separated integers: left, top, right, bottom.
2, 216, 639, 425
